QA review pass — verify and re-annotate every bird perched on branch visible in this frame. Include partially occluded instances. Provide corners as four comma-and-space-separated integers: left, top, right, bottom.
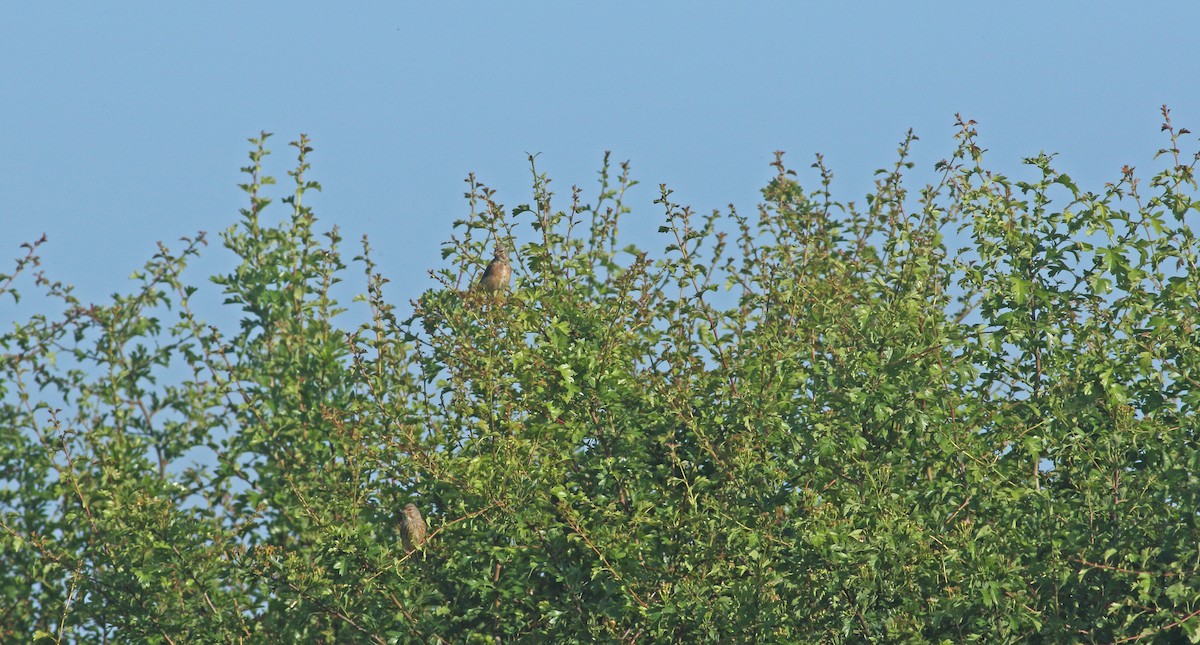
476, 245, 511, 294
400, 503, 427, 552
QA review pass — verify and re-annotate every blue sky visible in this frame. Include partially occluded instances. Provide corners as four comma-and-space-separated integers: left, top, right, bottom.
2, 3, 1198, 312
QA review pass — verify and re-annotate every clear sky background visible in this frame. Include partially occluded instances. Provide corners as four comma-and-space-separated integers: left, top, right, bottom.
3, 3, 1198, 315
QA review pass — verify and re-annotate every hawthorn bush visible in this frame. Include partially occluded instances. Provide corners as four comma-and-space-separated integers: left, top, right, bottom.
3, 111, 1200, 643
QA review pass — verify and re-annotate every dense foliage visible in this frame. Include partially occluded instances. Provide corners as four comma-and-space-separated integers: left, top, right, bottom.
3, 111, 1200, 643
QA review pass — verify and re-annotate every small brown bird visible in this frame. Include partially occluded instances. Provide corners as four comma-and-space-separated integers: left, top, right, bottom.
400, 503, 427, 552
476, 245, 511, 294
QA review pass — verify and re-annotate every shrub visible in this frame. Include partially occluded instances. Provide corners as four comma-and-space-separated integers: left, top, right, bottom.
3, 111, 1199, 642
